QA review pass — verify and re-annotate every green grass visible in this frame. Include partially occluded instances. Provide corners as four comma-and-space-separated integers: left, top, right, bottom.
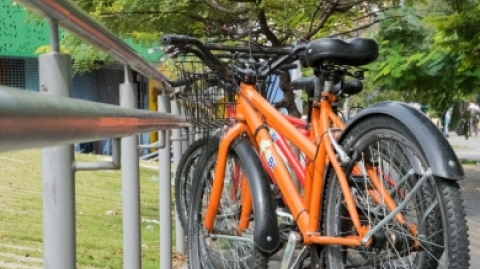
450, 145, 470, 150
460, 159, 480, 165
0, 149, 184, 269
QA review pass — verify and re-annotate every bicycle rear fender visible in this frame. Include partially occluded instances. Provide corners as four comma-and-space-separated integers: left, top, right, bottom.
341, 101, 464, 180
231, 138, 281, 253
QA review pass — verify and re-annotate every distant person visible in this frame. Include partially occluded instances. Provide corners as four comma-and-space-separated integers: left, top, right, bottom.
473, 112, 480, 137
468, 101, 480, 136
444, 107, 453, 138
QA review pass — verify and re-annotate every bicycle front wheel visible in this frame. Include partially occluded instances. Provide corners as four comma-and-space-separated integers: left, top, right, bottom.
174, 137, 212, 230
187, 137, 270, 269
323, 115, 469, 269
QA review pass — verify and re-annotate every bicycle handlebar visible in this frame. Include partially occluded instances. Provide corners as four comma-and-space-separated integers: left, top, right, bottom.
161, 35, 201, 47
161, 34, 306, 82
162, 34, 232, 79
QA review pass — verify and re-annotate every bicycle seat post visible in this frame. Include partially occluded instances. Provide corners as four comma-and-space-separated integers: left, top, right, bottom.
312, 75, 324, 106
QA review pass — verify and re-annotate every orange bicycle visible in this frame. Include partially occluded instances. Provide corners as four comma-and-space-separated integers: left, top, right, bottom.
162, 35, 470, 269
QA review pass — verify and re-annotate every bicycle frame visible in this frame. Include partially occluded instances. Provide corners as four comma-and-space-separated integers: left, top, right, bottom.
203, 82, 411, 247
262, 116, 308, 187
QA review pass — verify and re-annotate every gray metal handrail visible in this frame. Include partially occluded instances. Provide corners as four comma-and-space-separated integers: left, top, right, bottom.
0, 85, 187, 152
16, 0, 169, 84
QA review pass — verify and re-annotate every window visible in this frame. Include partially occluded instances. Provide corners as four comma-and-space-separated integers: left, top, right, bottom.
0, 58, 26, 89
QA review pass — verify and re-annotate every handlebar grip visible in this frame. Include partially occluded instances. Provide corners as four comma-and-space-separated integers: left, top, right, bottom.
161, 34, 198, 46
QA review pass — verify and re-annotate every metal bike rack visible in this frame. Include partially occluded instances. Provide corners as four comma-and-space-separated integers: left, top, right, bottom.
10, 0, 188, 268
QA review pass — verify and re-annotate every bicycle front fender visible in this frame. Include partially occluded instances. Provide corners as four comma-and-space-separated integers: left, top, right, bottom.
341, 101, 464, 180
231, 138, 281, 253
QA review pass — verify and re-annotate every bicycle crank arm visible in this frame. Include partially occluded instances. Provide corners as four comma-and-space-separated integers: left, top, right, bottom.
288, 246, 308, 269
361, 168, 432, 246
281, 232, 301, 269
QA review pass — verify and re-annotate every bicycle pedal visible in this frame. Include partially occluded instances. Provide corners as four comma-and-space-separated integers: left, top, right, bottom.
281, 231, 301, 269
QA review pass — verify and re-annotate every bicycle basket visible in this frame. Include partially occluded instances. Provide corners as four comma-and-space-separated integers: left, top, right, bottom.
171, 55, 287, 129
172, 58, 237, 129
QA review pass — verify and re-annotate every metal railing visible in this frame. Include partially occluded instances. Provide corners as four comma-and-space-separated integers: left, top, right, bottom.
0, 85, 186, 152
8, 0, 188, 268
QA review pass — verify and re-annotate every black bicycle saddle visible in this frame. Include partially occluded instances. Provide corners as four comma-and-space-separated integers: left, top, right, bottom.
304, 38, 379, 67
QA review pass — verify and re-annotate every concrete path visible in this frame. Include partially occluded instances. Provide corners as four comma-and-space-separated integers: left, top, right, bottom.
447, 131, 480, 161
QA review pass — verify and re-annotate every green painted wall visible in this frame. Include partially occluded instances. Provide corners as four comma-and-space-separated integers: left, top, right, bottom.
0, 0, 50, 57
0, 0, 160, 61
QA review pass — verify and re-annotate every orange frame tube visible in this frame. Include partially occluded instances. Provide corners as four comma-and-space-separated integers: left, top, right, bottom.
203, 123, 247, 231
238, 174, 253, 234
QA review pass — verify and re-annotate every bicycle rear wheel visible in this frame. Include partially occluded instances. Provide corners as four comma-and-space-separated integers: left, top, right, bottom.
187, 137, 270, 269
323, 115, 469, 268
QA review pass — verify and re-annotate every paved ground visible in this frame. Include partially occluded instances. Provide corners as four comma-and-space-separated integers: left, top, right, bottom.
447, 131, 480, 162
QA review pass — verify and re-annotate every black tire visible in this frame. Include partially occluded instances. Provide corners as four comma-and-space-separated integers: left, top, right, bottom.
174, 137, 211, 230
323, 115, 469, 268
187, 137, 270, 269
436, 179, 470, 269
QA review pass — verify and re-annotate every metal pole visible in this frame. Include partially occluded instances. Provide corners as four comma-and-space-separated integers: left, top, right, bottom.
120, 66, 141, 269
171, 96, 185, 254
180, 104, 190, 151
291, 60, 303, 115
189, 126, 195, 144
138, 141, 165, 150
195, 107, 203, 140
185, 104, 195, 144
344, 97, 350, 120
139, 151, 159, 160
49, 19, 59, 53
41, 21, 76, 268
158, 93, 172, 269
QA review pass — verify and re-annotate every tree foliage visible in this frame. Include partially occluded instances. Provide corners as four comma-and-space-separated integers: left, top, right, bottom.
62, 0, 418, 72
368, 0, 479, 114
428, 1, 480, 78
74, 0, 410, 45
